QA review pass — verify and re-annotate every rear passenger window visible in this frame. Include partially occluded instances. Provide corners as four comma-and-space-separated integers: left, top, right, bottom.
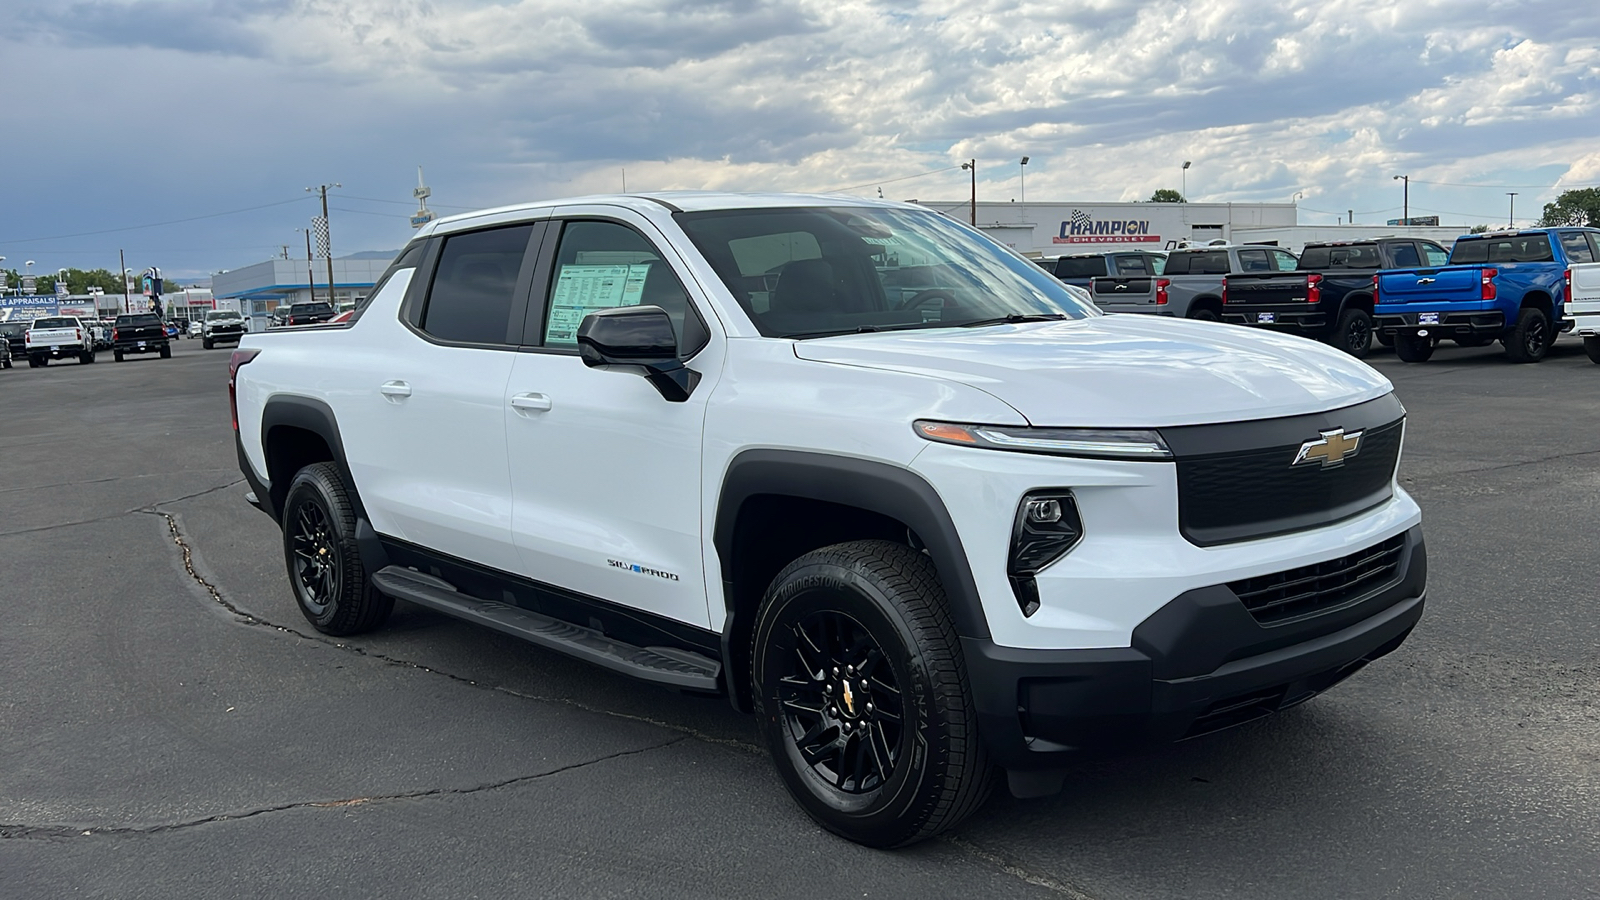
542, 221, 707, 357
1559, 232, 1597, 263
1389, 243, 1421, 268
1271, 250, 1298, 271
1113, 255, 1149, 275
1237, 249, 1271, 272
421, 225, 535, 344
1421, 243, 1449, 267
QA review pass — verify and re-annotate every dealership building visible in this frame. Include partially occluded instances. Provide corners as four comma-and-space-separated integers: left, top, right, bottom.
916, 200, 1465, 257
211, 252, 395, 323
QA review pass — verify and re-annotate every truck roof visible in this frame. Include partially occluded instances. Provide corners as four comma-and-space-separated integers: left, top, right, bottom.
419, 191, 914, 238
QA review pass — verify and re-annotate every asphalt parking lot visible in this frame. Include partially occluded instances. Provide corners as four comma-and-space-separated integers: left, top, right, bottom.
2, 336, 1596, 899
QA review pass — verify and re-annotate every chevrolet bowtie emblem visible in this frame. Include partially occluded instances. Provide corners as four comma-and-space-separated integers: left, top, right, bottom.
841, 681, 856, 716
1294, 428, 1363, 468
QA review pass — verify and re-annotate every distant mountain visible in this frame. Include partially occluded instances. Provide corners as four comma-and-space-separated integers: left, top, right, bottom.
338, 250, 401, 261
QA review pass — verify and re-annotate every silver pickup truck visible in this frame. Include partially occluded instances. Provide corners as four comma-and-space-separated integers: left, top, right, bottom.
1090, 245, 1299, 320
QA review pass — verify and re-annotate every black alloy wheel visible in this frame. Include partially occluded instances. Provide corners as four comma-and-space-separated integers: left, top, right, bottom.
777, 610, 904, 796
1504, 307, 1551, 363
280, 462, 393, 635
752, 540, 992, 848
1187, 307, 1220, 322
1332, 308, 1373, 358
1393, 331, 1435, 363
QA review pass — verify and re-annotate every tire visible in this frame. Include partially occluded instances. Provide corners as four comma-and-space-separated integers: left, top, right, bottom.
1393, 332, 1435, 363
1377, 332, 1394, 347
114, 350, 124, 362
1586, 336, 1600, 365
1329, 308, 1373, 358
30, 356, 45, 368
1454, 335, 1494, 348
280, 462, 393, 636
202, 337, 214, 350
751, 540, 993, 848
79, 351, 94, 364
1187, 307, 1220, 322
159, 344, 172, 359
1504, 307, 1552, 363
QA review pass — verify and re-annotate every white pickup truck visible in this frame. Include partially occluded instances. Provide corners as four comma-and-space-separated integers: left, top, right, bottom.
231, 192, 1427, 847
24, 316, 95, 366
1572, 261, 1600, 364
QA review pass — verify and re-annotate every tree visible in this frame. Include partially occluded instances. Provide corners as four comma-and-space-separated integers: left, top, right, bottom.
1149, 189, 1186, 203
1469, 224, 1491, 233
1537, 187, 1600, 227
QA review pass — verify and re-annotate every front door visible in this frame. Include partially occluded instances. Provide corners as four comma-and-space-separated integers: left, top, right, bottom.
504, 213, 719, 628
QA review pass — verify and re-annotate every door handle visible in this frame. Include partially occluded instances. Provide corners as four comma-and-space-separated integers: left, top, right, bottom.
380, 380, 411, 399
510, 392, 553, 413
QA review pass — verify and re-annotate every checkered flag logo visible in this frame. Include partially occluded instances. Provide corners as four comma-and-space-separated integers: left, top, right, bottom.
1069, 209, 1093, 233
312, 216, 331, 258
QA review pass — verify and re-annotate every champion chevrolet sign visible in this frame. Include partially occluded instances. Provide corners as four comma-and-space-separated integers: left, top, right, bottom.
1053, 209, 1160, 245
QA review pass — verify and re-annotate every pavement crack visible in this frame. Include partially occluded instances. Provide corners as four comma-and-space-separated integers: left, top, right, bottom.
942, 836, 1099, 899
150, 509, 763, 755
1404, 446, 1600, 482
0, 737, 688, 842
141, 478, 246, 509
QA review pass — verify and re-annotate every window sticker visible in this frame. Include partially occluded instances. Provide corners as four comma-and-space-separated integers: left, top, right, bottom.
546, 263, 650, 346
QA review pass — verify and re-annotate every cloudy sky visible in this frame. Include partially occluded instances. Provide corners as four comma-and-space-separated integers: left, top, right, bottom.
3, 0, 1598, 281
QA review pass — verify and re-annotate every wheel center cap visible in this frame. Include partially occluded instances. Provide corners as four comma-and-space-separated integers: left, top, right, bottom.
840, 680, 857, 716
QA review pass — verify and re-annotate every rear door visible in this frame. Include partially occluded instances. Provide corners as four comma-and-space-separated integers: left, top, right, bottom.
503, 209, 720, 628
340, 222, 542, 574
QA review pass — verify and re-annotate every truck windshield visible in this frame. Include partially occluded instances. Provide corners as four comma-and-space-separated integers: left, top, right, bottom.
1298, 244, 1381, 269
206, 311, 242, 321
1449, 234, 1554, 264
32, 317, 75, 328
675, 206, 1096, 338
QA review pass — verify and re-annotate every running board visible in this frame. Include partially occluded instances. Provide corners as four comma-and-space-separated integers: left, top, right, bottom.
371, 566, 720, 691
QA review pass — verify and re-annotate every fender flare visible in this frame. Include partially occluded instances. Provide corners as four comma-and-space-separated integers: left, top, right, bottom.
712, 449, 992, 656
258, 395, 389, 571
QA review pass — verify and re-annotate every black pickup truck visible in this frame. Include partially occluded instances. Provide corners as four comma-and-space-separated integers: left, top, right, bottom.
1221, 237, 1451, 357
1041, 250, 1167, 289
284, 302, 335, 326
112, 313, 172, 362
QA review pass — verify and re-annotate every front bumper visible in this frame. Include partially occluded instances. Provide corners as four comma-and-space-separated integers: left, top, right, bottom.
965, 525, 1426, 770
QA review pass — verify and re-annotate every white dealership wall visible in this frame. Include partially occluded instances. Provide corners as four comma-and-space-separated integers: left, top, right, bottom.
915, 200, 1472, 258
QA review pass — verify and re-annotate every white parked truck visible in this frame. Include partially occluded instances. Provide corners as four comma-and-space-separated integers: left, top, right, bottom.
24, 316, 95, 366
231, 193, 1427, 847
1570, 260, 1600, 364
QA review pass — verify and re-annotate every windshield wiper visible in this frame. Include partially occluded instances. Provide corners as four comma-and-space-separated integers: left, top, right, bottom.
958, 313, 1069, 328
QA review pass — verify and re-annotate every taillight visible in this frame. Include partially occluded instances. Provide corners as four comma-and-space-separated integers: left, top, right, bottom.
1564, 268, 1572, 303
76, 328, 82, 341
1481, 268, 1497, 301
112, 328, 120, 341
1222, 280, 1230, 303
1155, 278, 1170, 305
228, 348, 262, 432
1372, 274, 1380, 305
1307, 273, 1324, 304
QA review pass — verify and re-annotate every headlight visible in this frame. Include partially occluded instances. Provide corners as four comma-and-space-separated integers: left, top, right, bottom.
914, 420, 1171, 461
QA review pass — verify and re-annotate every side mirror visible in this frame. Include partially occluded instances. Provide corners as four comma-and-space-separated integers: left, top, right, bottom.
576, 305, 700, 402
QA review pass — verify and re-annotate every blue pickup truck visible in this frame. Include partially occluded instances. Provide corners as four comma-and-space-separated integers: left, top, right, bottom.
1374, 227, 1600, 363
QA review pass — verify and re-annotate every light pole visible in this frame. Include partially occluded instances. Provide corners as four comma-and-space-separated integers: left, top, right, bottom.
1182, 161, 1191, 200
121, 258, 132, 311
1393, 174, 1409, 223
297, 227, 317, 304
306, 183, 341, 307
1019, 156, 1029, 207
24, 260, 34, 294
960, 160, 976, 226
1507, 192, 1518, 228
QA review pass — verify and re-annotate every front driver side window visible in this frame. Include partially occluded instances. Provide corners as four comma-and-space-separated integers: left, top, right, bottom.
543, 220, 708, 357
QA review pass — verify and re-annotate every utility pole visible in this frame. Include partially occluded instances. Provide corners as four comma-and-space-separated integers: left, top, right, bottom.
119, 249, 129, 312
307, 183, 341, 307
1393, 174, 1409, 223
961, 159, 976, 225
1507, 192, 1518, 228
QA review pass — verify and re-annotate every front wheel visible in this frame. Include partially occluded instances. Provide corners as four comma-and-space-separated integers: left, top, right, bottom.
752, 540, 992, 848
202, 337, 214, 349
280, 462, 393, 635
1330, 308, 1373, 358
1393, 332, 1435, 362
1584, 336, 1600, 365
1504, 307, 1552, 363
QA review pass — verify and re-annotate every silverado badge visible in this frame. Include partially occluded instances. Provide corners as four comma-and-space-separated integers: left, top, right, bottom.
1294, 428, 1363, 468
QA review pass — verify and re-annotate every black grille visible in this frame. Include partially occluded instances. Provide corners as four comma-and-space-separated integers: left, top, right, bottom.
1228, 534, 1406, 624
1172, 418, 1403, 546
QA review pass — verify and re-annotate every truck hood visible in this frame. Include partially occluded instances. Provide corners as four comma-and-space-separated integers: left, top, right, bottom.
792, 315, 1392, 427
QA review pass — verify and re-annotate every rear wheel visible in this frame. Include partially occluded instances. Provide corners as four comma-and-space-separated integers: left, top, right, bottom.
1330, 308, 1373, 358
1504, 307, 1551, 363
79, 350, 94, 364
280, 462, 393, 635
1584, 336, 1600, 365
159, 344, 172, 359
1393, 332, 1435, 363
752, 540, 992, 848
1376, 332, 1395, 347
30, 356, 45, 368
1187, 306, 1220, 322
114, 350, 124, 362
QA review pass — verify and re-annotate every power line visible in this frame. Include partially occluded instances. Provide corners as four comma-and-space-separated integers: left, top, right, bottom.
1407, 178, 1600, 190
340, 193, 477, 211
825, 165, 964, 194
0, 196, 314, 245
